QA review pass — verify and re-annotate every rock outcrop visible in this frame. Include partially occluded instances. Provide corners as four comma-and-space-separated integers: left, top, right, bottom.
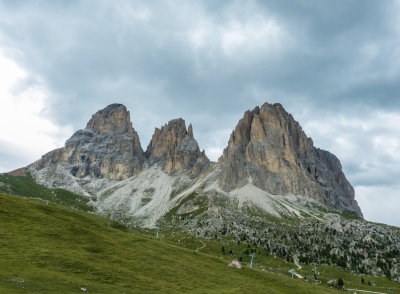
30, 104, 144, 180
228, 259, 243, 269
217, 102, 362, 217
145, 119, 209, 177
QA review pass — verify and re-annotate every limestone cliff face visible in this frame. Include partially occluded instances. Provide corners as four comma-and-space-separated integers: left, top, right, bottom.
217, 102, 363, 217
30, 104, 144, 180
145, 119, 209, 177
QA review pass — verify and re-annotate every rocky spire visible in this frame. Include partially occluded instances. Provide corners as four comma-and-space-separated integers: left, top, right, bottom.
188, 123, 194, 138
146, 119, 209, 177
218, 102, 363, 217
31, 104, 144, 180
86, 103, 134, 133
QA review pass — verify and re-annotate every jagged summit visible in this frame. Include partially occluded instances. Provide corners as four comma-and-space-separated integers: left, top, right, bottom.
30, 104, 145, 180
146, 118, 209, 177
217, 102, 362, 217
29, 105, 209, 182
86, 103, 135, 133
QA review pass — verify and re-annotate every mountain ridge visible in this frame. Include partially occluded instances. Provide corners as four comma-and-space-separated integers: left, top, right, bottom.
25, 102, 361, 217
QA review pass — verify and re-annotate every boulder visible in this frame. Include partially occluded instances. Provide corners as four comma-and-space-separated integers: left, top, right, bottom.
229, 259, 243, 269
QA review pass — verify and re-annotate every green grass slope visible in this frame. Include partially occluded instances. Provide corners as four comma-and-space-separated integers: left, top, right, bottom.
0, 173, 93, 211
0, 193, 345, 294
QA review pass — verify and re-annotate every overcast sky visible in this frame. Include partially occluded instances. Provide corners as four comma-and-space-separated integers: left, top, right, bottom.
1, 0, 400, 227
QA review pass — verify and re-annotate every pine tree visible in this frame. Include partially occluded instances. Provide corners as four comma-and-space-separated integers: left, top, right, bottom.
338, 278, 344, 288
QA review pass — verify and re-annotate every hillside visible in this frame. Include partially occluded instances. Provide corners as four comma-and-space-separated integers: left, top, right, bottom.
3, 102, 400, 291
0, 193, 359, 294
2, 169, 400, 283
0, 172, 93, 212
1, 192, 400, 293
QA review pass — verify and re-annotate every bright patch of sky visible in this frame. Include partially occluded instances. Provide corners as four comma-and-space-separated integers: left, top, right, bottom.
0, 49, 72, 169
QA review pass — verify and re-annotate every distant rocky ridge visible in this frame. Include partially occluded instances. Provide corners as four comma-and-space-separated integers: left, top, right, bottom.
27, 102, 362, 217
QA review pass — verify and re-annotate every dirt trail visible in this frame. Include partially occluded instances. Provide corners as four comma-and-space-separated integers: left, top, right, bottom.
294, 261, 302, 270
294, 262, 304, 279
196, 240, 206, 252
346, 289, 389, 294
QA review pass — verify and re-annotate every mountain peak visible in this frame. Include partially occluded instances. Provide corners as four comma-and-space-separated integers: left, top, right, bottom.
86, 103, 134, 134
218, 103, 362, 217
31, 103, 144, 180
146, 118, 209, 176
188, 123, 194, 138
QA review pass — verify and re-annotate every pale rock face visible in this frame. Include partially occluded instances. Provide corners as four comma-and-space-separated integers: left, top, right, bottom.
146, 119, 209, 177
86, 103, 135, 134
30, 104, 144, 180
217, 102, 363, 217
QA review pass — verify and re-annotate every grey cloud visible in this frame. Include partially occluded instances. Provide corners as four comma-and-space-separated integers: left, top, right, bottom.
356, 185, 400, 227
0, 0, 399, 143
301, 109, 400, 189
0, 139, 36, 172
2, 1, 397, 122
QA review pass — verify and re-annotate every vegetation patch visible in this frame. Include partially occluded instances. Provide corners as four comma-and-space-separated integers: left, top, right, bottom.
169, 182, 191, 199
0, 173, 93, 211
140, 197, 152, 206
100, 185, 123, 201
143, 187, 155, 197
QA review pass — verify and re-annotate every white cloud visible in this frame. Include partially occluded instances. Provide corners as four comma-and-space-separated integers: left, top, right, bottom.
356, 185, 400, 227
0, 48, 72, 171
115, 2, 152, 22
297, 108, 400, 227
205, 147, 224, 162
197, 125, 234, 162
302, 110, 400, 185
186, 12, 289, 58
221, 17, 286, 57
